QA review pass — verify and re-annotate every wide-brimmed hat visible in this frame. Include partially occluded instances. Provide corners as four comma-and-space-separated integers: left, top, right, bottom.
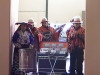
72, 16, 83, 24
15, 22, 31, 25
41, 17, 48, 23
28, 18, 34, 25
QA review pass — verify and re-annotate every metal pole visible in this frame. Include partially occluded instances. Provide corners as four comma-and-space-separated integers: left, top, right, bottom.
46, 0, 48, 20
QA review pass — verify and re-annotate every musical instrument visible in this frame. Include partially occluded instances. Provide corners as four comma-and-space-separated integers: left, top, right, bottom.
43, 31, 52, 41
55, 24, 66, 31
43, 24, 66, 41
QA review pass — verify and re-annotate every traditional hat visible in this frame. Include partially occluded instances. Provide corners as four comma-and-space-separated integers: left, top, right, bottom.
28, 18, 34, 25
41, 17, 48, 23
15, 22, 31, 25
72, 16, 83, 24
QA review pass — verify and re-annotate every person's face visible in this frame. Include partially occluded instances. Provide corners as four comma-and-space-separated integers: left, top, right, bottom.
28, 22, 34, 28
42, 21, 48, 27
73, 23, 81, 28
28, 25, 33, 29
21, 24, 27, 31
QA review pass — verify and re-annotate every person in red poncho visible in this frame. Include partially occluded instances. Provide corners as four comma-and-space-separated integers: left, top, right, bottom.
27, 18, 39, 52
38, 17, 55, 42
67, 16, 85, 75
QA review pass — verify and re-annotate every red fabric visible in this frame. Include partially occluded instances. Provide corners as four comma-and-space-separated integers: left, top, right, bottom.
38, 26, 55, 33
38, 26, 55, 41
38, 33, 43, 42
67, 26, 85, 51
52, 32, 60, 41
30, 27, 40, 51
31, 27, 38, 35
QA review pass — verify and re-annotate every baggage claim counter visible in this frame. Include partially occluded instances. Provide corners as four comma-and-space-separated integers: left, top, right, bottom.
37, 42, 68, 75
19, 42, 68, 75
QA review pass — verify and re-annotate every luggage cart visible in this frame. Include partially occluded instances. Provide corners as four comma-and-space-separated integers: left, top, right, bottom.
19, 48, 37, 75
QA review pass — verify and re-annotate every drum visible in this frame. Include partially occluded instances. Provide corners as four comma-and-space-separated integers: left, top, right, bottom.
19, 48, 36, 72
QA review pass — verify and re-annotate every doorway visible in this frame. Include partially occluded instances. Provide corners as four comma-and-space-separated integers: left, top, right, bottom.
11, 0, 86, 75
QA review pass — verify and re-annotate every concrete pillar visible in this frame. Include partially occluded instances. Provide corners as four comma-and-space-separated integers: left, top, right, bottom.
0, 0, 19, 75
85, 0, 100, 75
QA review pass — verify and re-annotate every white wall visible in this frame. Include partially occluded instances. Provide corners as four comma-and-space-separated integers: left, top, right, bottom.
18, 0, 86, 27
48, 0, 86, 24
18, 0, 46, 27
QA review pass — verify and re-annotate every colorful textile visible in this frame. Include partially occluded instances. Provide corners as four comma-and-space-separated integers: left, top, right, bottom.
12, 30, 34, 46
67, 26, 85, 51
31, 27, 40, 51
38, 26, 55, 41
11, 30, 34, 75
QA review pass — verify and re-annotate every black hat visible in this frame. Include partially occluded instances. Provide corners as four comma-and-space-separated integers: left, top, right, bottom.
15, 22, 31, 25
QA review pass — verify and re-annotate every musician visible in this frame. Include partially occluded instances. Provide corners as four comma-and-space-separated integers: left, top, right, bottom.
28, 18, 38, 35
67, 16, 85, 75
11, 22, 34, 75
38, 17, 55, 41
66, 18, 74, 42
28, 18, 39, 51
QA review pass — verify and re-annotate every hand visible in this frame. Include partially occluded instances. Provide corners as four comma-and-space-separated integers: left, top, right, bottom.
18, 44, 21, 48
70, 33, 75, 40
77, 34, 83, 39
65, 52, 68, 56
71, 31, 75, 37
29, 44, 34, 49
38, 33, 43, 42
15, 43, 21, 48
71, 33, 74, 37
